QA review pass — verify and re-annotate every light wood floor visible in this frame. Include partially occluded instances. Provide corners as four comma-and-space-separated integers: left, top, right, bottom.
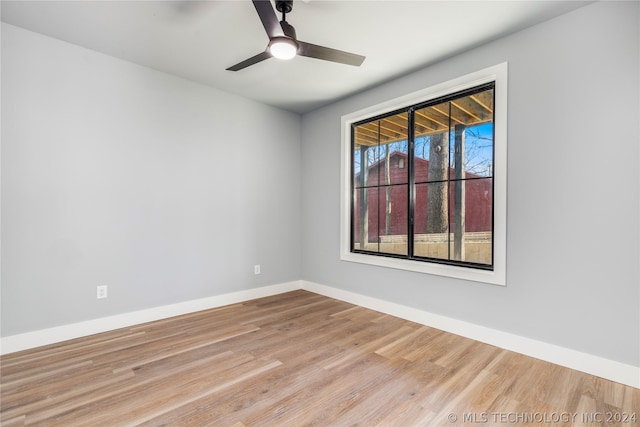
1, 290, 638, 426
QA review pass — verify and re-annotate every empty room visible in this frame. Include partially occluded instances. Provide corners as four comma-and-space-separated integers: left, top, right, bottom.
1, 0, 639, 425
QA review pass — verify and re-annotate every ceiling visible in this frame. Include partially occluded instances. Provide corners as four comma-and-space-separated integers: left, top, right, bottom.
1, 0, 591, 114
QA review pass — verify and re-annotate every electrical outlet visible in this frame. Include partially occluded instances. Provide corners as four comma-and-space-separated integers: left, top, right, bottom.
254, 265, 261, 275
97, 285, 108, 299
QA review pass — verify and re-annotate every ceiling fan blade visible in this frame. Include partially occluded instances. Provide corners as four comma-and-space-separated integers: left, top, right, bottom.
297, 41, 365, 67
252, 0, 284, 38
226, 51, 272, 71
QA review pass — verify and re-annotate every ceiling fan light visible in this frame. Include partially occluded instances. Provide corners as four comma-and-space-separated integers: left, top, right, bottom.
269, 37, 298, 60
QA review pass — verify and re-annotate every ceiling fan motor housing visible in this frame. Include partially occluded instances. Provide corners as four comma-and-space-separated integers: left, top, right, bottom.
275, 0, 293, 14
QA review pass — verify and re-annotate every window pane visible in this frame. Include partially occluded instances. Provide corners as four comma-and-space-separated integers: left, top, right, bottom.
414, 182, 449, 260
367, 143, 383, 187
451, 178, 493, 265
449, 123, 494, 179
414, 102, 451, 185
353, 123, 380, 188
449, 89, 494, 178
354, 122, 379, 147
353, 142, 375, 189
414, 179, 493, 264
352, 143, 363, 188
352, 187, 361, 249
353, 186, 379, 252
379, 141, 409, 186
379, 113, 409, 185
355, 115, 409, 188
353, 111, 409, 255
377, 185, 408, 256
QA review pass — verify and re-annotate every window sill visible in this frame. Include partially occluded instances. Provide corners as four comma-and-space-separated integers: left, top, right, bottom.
340, 251, 505, 286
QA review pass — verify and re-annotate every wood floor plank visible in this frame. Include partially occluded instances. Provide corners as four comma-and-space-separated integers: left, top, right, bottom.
1, 290, 638, 426
20, 351, 237, 425
0, 331, 147, 373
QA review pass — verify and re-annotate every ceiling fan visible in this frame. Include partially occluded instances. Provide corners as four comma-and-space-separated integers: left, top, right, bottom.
226, 0, 365, 71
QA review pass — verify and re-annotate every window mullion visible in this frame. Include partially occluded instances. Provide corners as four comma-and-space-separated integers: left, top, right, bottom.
408, 108, 415, 259
447, 101, 452, 262
376, 120, 381, 253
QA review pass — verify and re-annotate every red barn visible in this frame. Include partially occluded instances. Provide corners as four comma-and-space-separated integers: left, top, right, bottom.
353, 151, 492, 244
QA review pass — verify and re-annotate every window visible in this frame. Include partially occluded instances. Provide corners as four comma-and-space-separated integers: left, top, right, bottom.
341, 64, 507, 285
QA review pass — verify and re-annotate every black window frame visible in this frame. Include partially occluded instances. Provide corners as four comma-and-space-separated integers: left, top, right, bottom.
349, 82, 496, 271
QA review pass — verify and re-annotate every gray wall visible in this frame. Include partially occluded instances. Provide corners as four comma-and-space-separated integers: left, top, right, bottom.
301, 1, 640, 367
1, 23, 301, 336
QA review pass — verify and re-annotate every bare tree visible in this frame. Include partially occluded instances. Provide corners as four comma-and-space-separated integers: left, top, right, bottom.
384, 145, 392, 235
358, 146, 369, 248
462, 127, 493, 176
426, 132, 449, 234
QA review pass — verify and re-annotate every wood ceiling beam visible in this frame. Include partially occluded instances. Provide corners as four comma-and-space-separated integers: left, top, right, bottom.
354, 89, 494, 146
470, 91, 494, 113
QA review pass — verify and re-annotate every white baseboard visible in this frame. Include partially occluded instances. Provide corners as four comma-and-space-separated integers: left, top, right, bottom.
0, 281, 301, 355
300, 280, 640, 389
2, 279, 637, 389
